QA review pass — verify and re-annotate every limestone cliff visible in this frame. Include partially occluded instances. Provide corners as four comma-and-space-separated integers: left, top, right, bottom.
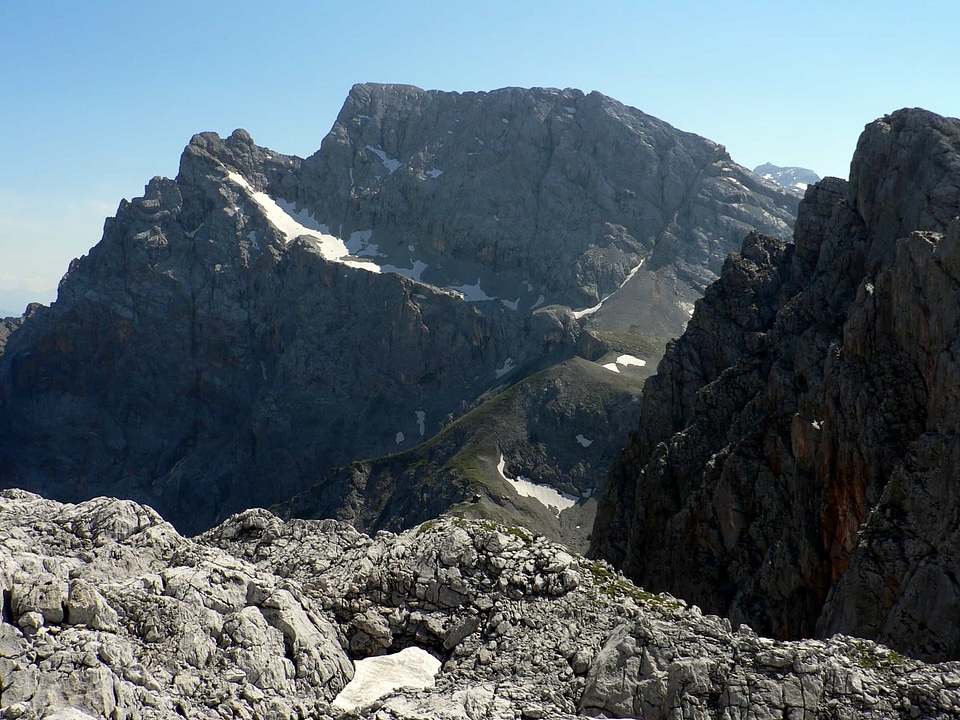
593, 108, 960, 662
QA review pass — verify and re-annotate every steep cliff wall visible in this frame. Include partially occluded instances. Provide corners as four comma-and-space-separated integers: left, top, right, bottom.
594, 108, 960, 661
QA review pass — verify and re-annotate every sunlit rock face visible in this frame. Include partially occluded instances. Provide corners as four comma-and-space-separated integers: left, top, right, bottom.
594, 108, 960, 662
4, 491, 960, 719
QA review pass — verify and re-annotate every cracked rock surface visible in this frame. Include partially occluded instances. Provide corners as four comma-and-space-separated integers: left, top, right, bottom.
3, 490, 959, 718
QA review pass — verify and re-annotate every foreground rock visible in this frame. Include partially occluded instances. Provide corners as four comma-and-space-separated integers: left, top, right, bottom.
594, 108, 960, 662
0, 490, 352, 719
3, 490, 959, 718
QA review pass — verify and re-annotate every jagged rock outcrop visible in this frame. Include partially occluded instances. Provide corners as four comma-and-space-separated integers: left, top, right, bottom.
594, 108, 960, 662
4, 490, 960, 719
295, 84, 797, 306
0, 84, 798, 536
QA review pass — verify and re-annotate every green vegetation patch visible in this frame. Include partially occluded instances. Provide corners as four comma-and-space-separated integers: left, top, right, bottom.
587, 561, 680, 611
847, 640, 908, 671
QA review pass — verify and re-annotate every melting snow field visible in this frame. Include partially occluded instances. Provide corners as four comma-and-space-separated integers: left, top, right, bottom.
448, 280, 496, 302
575, 434, 593, 448
497, 455, 578, 514
365, 145, 401, 174
602, 354, 647, 374
495, 357, 516, 379
226, 172, 377, 272
332, 647, 441, 713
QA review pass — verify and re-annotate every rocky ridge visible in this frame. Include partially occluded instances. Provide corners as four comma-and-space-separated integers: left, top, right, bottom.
594, 108, 960, 662
0, 84, 798, 537
3, 490, 960, 719
278, 356, 646, 553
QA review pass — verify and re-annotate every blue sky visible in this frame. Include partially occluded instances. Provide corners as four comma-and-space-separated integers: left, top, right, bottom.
2, 1, 958, 311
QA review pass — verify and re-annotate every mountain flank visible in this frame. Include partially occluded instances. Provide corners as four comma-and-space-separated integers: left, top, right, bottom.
0, 84, 798, 537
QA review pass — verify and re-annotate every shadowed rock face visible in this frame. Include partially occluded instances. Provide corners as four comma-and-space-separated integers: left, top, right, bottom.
593, 108, 960, 662
0, 84, 797, 536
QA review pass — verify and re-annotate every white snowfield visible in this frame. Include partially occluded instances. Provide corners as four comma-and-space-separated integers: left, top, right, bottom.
224, 169, 572, 313
448, 280, 496, 302
602, 354, 647, 374
226, 171, 376, 272
495, 357, 516, 379
365, 144, 401, 174
332, 647, 442, 713
497, 454, 578, 514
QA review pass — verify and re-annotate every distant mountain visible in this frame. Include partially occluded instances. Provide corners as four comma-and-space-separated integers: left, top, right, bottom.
0, 286, 56, 319
753, 162, 821, 192
0, 83, 798, 537
595, 108, 960, 662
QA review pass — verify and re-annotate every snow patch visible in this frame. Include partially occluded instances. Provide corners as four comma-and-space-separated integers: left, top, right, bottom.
225, 172, 379, 272
573, 258, 645, 319
531, 294, 545, 309
564, 106, 577, 114
501, 118, 509, 124
677, 300, 695, 317
575, 434, 593, 448
415, 410, 426, 437
346, 229, 384, 258
602, 354, 646, 374
332, 647, 441, 713
365, 145, 401, 174
426, 168, 443, 178
495, 357, 516, 379
395, 431, 405, 445
381, 260, 428, 281
500, 297, 519, 310
615, 354, 646, 368
497, 455, 577, 514
448, 280, 496, 302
